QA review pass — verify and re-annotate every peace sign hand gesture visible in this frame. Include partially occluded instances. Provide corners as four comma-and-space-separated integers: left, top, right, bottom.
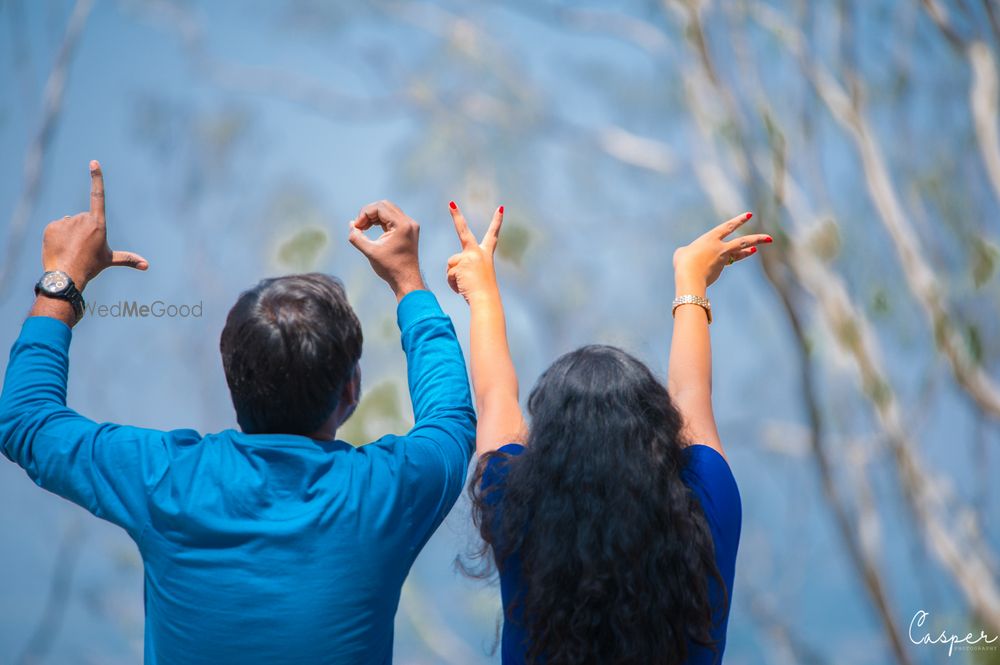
42, 160, 148, 291
446, 201, 504, 304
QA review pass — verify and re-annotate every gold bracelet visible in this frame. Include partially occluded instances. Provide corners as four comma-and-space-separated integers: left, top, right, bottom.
672, 294, 712, 324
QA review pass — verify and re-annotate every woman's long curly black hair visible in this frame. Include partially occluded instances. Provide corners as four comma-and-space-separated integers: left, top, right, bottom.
469, 345, 724, 665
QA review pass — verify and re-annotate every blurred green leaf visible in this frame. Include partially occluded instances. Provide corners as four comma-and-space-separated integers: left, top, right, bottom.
762, 110, 787, 205
970, 613, 1000, 665
496, 222, 533, 265
933, 313, 951, 351
132, 95, 189, 158
867, 378, 892, 410
809, 218, 842, 262
891, 70, 910, 98
276, 226, 329, 272
379, 315, 398, 341
835, 317, 861, 352
971, 237, 999, 288
338, 381, 411, 446
966, 324, 984, 365
198, 109, 250, 159
871, 288, 891, 315
717, 119, 740, 148
972, 648, 1000, 665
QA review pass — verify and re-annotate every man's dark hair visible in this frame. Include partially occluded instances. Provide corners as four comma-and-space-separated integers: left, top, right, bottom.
220, 273, 363, 435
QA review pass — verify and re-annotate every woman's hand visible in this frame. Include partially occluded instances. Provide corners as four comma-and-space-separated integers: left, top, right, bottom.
672, 212, 770, 293
446, 201, 503, 303
445, 200, 524, 454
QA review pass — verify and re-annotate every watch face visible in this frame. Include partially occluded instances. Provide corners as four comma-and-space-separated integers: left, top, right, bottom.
40, 271, 70, 294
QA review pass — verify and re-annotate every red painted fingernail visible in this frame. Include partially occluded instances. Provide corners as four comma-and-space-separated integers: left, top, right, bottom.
764, 236, 773, 243
746, 212, 753, 219
498, 205, 504, 214
750, 246, 757, 254
449, 201, 457, 210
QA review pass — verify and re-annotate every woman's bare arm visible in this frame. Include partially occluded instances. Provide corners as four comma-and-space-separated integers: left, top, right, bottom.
447, 202, 527, 455
667, 212, 771, 459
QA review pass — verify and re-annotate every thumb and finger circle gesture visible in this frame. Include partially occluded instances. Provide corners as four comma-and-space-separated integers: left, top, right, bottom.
446, 201, 503, 301
348, 200, 424, 297
42, 160, 149, 291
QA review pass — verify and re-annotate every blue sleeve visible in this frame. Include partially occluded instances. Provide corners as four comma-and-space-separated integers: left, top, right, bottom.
682, 445, 742, 573
394, 291, 477, 547
0, 316, 170, 539
481, 443, 525, 494
479, 443, 524, 540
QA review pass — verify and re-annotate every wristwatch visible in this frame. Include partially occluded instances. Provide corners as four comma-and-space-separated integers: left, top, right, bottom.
34, 270, 85, 320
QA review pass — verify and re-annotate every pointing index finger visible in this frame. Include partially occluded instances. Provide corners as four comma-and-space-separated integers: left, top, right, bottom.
90, 160, 105, 223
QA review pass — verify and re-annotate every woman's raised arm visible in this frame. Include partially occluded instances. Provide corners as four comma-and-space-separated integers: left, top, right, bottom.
446, 202, 527, 456
667, 212, 771, 459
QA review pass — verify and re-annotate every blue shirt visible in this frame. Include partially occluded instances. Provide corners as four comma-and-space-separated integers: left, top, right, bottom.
0, 290, 476, 664
483, 443, 741, 664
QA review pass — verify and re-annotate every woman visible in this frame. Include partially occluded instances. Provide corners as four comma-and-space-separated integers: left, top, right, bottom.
445, 201, 770, 664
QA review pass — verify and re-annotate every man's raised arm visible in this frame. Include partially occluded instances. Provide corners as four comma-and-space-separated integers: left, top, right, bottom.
348, 201, 476, 513
0, 161, 166, 536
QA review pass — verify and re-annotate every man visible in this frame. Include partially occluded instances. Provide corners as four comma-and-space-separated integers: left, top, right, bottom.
0, 161, 476, 664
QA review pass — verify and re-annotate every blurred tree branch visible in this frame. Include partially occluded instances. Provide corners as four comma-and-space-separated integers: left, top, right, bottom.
129, 0, 406, 122
921, 1, 1000, 206
747, 44, 1000, 645
665, 7, 914, 661
16, 519, 85, 665
740, 8, 1000, 632
755, 2, 1000, 422
744, 585, 833, 665
0, 0, 94, 301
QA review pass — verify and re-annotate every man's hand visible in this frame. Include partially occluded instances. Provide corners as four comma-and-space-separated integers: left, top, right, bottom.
446, 201, 503, 304
348, 200, 426, 301
42, 160, 148, 292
